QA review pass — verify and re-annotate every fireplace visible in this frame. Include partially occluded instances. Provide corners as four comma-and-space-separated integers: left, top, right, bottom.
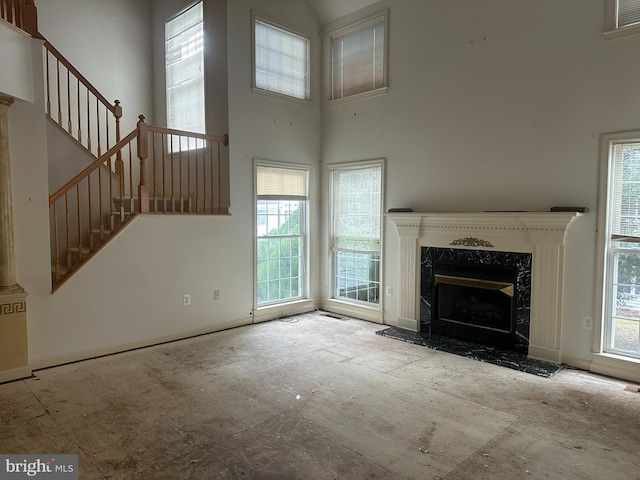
421, 247, 532, 353
387, 211, 582, 363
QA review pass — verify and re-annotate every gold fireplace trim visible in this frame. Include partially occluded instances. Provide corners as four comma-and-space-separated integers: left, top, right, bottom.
434, 274, 514, 297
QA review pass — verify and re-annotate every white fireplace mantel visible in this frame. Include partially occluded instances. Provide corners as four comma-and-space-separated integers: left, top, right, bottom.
387, 211, 582, 363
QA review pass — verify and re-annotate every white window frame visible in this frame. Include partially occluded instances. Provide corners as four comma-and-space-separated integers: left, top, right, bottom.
165, 1, 206, 144
251, 12, 312, 104
254, 160, 311, 312
596, 131, 640, 363
604, 0, 640, 40
326, 11, 389, 105
326, 159, 384, 320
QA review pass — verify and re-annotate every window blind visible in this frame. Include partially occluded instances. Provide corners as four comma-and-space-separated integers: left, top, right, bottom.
331, 17, 385, 99
618, 0, 640, 28
610, 142, 640, 237
254, 19, 310, 100
166, 2, 205, 134
256, 165, 308, 198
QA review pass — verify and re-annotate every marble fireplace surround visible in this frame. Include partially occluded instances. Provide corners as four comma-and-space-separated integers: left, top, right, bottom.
388, 212, 582, 363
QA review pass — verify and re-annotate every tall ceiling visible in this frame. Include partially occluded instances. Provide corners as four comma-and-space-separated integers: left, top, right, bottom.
306, 0, 380, 24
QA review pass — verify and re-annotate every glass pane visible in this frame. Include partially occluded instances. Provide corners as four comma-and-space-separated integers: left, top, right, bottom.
335, 251, 380, 304
611, 250, 640, 355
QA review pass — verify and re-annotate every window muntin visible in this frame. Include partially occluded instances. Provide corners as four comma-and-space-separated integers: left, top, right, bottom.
330, 162, 383, 306
256, 164, 309, 306
165, 2, 205, 150
603, 139, 640, 358
330, 13, 387, 101
253, 16, 310, 101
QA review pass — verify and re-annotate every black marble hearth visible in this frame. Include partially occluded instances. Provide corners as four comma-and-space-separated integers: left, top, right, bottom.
376, 326, 563, 377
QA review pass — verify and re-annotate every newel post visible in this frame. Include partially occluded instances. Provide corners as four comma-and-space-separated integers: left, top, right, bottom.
113, 100, 124, 179
136, 115, 149, 213
22, 0, 39, 38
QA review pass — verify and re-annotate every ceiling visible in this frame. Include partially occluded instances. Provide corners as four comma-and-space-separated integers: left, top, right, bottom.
306, 0, 380, 25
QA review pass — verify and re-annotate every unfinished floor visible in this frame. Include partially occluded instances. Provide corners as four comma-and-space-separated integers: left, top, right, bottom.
1, 311, 639, 479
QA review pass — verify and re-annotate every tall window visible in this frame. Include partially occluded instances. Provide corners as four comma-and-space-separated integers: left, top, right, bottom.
253, 14, 310, 101
330, 161, 383, 306
330, 12, 387, 101
165, 2, 205, 147
256, 163, 309, 306
605, 0, 640, 38
600, 133, 640, 359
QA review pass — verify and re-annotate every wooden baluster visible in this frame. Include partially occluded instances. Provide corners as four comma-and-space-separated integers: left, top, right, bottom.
108, 152, 114, 226
170, 134, 175, 213
114, 100, 123, 176
152, 132, 157, 212
162, 133, 167, 212
53, 202, 60, 282
137, 115, 149, 213
86, 89, 91, 154
76, 78, 81, 142
217, 140, 222, 214
45, 50, 51, 117
210, 141, 214, 214
87, 175, 93, 251
96, 98, 101, 157
66, 68, 72, 134
128, 142, 133, 215
65, 192, 71, 272
202, 144, 207, 213
179, 135, 183, 213
15, 0, 23, 29
56, 59, 61, 124
194, 141, 199, 214
76, 184, 82, 261
187, 137, 191, 213
98, 160, 104, 240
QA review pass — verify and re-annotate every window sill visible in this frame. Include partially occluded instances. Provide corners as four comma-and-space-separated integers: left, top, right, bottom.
252, 299, 317, 323
326, 87, 388, 107
603, 23, 640, 40
321, 298, 383, 324
590, 352, 640, 383
251, 87, 313, 107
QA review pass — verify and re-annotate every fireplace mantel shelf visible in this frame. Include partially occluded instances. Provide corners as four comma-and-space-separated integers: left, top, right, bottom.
387, 211, 583, 363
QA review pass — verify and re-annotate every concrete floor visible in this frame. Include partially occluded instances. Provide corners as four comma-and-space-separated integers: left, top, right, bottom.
1, 311, 639, 479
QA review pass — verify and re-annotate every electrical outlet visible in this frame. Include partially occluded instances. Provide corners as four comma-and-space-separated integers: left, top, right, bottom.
386, 286, 393, 296
183, 294, 191, 306
583, 316, 593, 330
214, 290, 220, 300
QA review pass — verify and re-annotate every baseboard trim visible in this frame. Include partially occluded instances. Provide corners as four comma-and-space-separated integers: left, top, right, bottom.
528, 344, 561, 364
397, 316, 418, 331
560, 354, 592, 372
320, 299, 383, 324
29, 317, 253, 371
0, 366, 32, 384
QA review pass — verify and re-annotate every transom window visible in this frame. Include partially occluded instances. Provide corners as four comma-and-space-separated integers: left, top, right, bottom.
165, 1, 205, 147
253, 14, 311, 101
329, 12, 388, 102
605, 0, 640, 39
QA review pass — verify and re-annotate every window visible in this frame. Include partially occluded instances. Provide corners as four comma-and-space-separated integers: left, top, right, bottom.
599, 133, 640, 359
255, 163, 309, 306
330, 12, 388, 101
253, 14, 310, 101
165, 2, 205, 147
330, 161, 383, 306
605, 0, 640, 39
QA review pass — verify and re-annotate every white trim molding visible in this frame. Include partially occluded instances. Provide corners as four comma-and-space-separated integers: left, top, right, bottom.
387, 211, 582, 363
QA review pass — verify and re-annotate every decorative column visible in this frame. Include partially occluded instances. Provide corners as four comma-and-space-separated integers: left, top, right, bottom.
0, 96, 30, 382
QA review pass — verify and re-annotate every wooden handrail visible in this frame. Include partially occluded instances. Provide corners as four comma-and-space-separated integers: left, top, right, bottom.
49, 129, 137, 205
42, 39, 117, 114
146, 124, 229, 146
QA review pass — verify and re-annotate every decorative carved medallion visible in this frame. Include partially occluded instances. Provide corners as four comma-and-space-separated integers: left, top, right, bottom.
450, 237, 494, 248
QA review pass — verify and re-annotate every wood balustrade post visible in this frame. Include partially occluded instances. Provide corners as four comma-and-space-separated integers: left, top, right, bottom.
137, 115, 149, 213
113, 100, 124, 181
23, 0, 39, 38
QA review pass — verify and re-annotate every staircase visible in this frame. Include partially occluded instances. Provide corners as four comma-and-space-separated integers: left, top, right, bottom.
37, 23, 229, 291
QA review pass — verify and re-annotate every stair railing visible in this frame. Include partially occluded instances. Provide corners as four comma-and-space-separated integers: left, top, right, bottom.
0, 0, 37, 36
49, 116, 230, 291
42, 39, 122, 163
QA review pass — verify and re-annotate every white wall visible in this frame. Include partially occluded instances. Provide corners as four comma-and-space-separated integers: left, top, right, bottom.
320, 0, 640, 365
36, 0, 155, 132
0, 25, 34, 102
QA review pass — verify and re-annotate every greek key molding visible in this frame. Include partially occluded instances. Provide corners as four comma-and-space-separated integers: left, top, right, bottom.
450, 237, 494, 248
0, 301, 26, 315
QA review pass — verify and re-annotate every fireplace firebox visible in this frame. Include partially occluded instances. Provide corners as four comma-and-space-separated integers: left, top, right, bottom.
421, 247, 532, 353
